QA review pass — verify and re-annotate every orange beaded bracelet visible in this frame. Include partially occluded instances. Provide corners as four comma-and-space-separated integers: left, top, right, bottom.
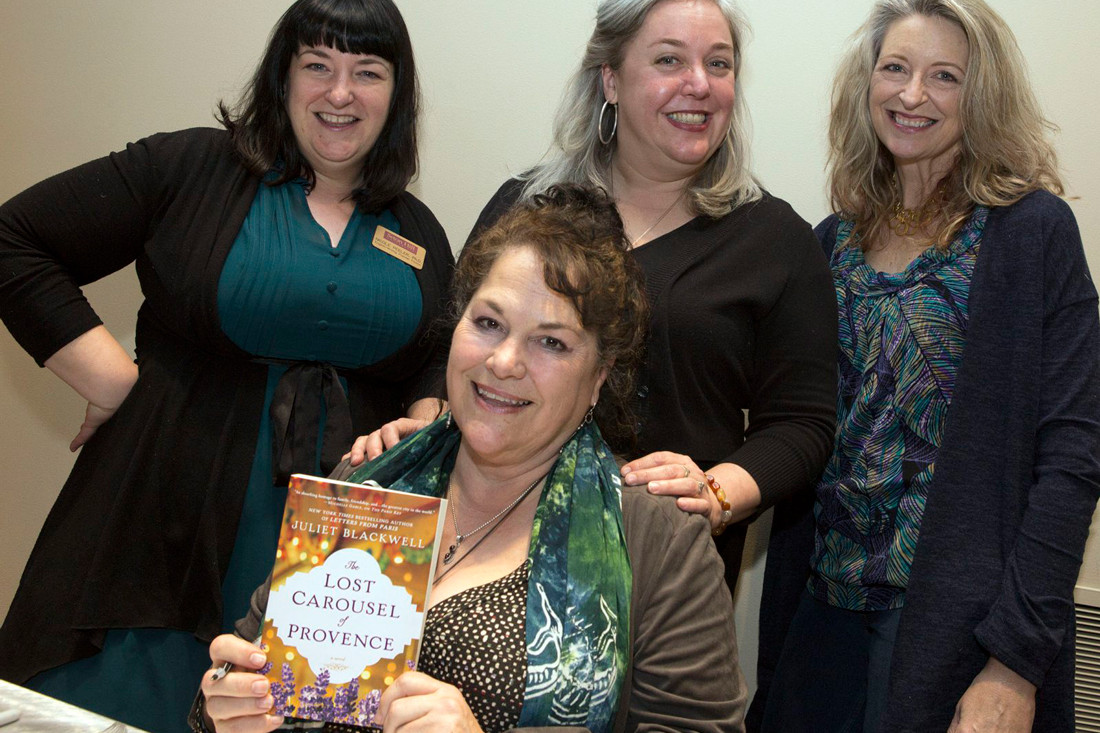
705, 473, 734, 536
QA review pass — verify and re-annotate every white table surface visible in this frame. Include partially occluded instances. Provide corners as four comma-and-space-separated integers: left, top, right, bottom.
0, 679, 149, 733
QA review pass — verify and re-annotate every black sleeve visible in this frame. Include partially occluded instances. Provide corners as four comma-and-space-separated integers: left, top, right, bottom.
813, 214, 841, 259
0, 135, 170, 364
390, 192, 455, 411
730, 217, 838, 512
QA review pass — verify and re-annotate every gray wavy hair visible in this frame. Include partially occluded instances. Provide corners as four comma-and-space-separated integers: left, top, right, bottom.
519, 0, 761, 218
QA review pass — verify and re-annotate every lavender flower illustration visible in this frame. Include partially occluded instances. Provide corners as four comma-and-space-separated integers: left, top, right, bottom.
358, 688, 382, 727
297, 669, 336, 721
265, 664, 396, 725
270, 663, 296, 716
332, 677, 360, 724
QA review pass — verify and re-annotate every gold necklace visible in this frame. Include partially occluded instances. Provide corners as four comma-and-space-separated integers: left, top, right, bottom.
890, 181, 946, 237
629, 191, 686, 246
612, 179, 688, 247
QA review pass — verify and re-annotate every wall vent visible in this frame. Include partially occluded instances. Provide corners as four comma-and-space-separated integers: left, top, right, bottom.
1079, 601, 1100, 731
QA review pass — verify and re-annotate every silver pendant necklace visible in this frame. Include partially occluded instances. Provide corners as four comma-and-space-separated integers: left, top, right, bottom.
442, 473, 546, 565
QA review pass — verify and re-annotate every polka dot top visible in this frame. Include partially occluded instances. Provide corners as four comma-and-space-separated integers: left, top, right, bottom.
418, 562, 528, 732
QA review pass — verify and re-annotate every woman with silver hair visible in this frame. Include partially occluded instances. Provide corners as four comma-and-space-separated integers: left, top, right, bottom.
755, 0, 1099, 730
358, 0, 839, 613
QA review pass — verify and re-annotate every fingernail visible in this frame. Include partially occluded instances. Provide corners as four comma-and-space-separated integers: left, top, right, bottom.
257, 695, 274, 709
649, 481, 662, 490
250, 652, 266, 667
621, 466, 632, 475
252, 680, 270, 695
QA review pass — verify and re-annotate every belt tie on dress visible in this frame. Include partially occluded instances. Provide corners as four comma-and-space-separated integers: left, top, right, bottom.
269, 362, 353, 486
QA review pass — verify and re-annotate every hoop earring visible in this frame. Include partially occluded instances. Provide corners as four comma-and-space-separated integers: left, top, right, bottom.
598, 100, 618, 145
582, 404, 595, 426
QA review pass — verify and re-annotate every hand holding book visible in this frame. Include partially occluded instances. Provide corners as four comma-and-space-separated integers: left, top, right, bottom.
375, 671, 484, 733
199, 635, 285, 732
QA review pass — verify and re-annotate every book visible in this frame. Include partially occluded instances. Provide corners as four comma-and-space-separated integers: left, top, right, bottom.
260, 473, 447, 729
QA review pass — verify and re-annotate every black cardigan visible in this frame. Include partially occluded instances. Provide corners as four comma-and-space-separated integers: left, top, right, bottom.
0, 128, 454, 683
749, 191, 1100, 731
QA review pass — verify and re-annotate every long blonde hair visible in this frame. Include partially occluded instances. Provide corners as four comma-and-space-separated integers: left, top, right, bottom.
520, 0, 761, 218
828, 0, 1063, 249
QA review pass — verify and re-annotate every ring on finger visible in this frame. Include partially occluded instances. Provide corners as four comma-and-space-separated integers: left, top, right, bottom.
681, 464, 690, 478
696, 480, 705, 496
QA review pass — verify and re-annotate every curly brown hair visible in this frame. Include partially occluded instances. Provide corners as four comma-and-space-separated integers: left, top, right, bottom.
451, 184, 649, 452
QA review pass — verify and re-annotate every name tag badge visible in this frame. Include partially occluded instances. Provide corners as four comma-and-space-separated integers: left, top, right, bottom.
372, 226, 425, 270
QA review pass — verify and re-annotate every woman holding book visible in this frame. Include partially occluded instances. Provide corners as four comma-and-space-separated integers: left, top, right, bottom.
0, 0, 452, 729
195, 185, 747, 732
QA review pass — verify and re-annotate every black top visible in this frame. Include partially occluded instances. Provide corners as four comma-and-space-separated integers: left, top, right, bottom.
0, 128, 455, 683
419, 562, 528, 732
471, 180, 837, 577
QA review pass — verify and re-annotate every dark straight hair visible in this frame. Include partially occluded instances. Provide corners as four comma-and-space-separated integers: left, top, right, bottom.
218, 0, 419, 213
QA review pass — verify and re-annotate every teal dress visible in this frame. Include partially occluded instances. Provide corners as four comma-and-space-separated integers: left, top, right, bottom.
27, 180, 423, 732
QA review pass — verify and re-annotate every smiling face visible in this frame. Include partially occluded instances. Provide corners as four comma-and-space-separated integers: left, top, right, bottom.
601, 0, 736, 181
447, 247, 609, 471
286, 45, 395, 185
870, 14, 969, 175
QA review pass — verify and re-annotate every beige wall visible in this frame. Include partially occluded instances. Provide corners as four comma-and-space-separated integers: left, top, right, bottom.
2, 0, 1098, 694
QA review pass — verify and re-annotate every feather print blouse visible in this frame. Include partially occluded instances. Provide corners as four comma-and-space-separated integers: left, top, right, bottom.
810, 207, 987, 612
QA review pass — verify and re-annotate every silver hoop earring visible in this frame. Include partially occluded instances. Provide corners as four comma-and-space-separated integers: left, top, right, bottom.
598, 100, 618, 145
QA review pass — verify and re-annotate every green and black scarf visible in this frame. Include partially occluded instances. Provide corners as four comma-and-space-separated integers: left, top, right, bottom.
345, 414, 631, 731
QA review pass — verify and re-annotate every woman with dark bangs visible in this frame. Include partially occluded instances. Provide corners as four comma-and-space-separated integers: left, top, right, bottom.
0, 0, 452, 729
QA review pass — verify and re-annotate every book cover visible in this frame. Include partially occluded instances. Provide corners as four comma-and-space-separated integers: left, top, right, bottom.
260, 473, 446, 729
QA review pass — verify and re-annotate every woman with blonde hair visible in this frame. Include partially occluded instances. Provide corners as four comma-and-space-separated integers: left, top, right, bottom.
754, 0, 1100, 730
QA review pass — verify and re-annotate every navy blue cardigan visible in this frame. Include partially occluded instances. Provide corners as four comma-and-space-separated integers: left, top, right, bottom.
750, 190, 1100, 731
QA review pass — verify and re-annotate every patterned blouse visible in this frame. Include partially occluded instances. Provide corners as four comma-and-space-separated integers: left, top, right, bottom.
809, 208, 987, 611
418, 562, 528, 732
